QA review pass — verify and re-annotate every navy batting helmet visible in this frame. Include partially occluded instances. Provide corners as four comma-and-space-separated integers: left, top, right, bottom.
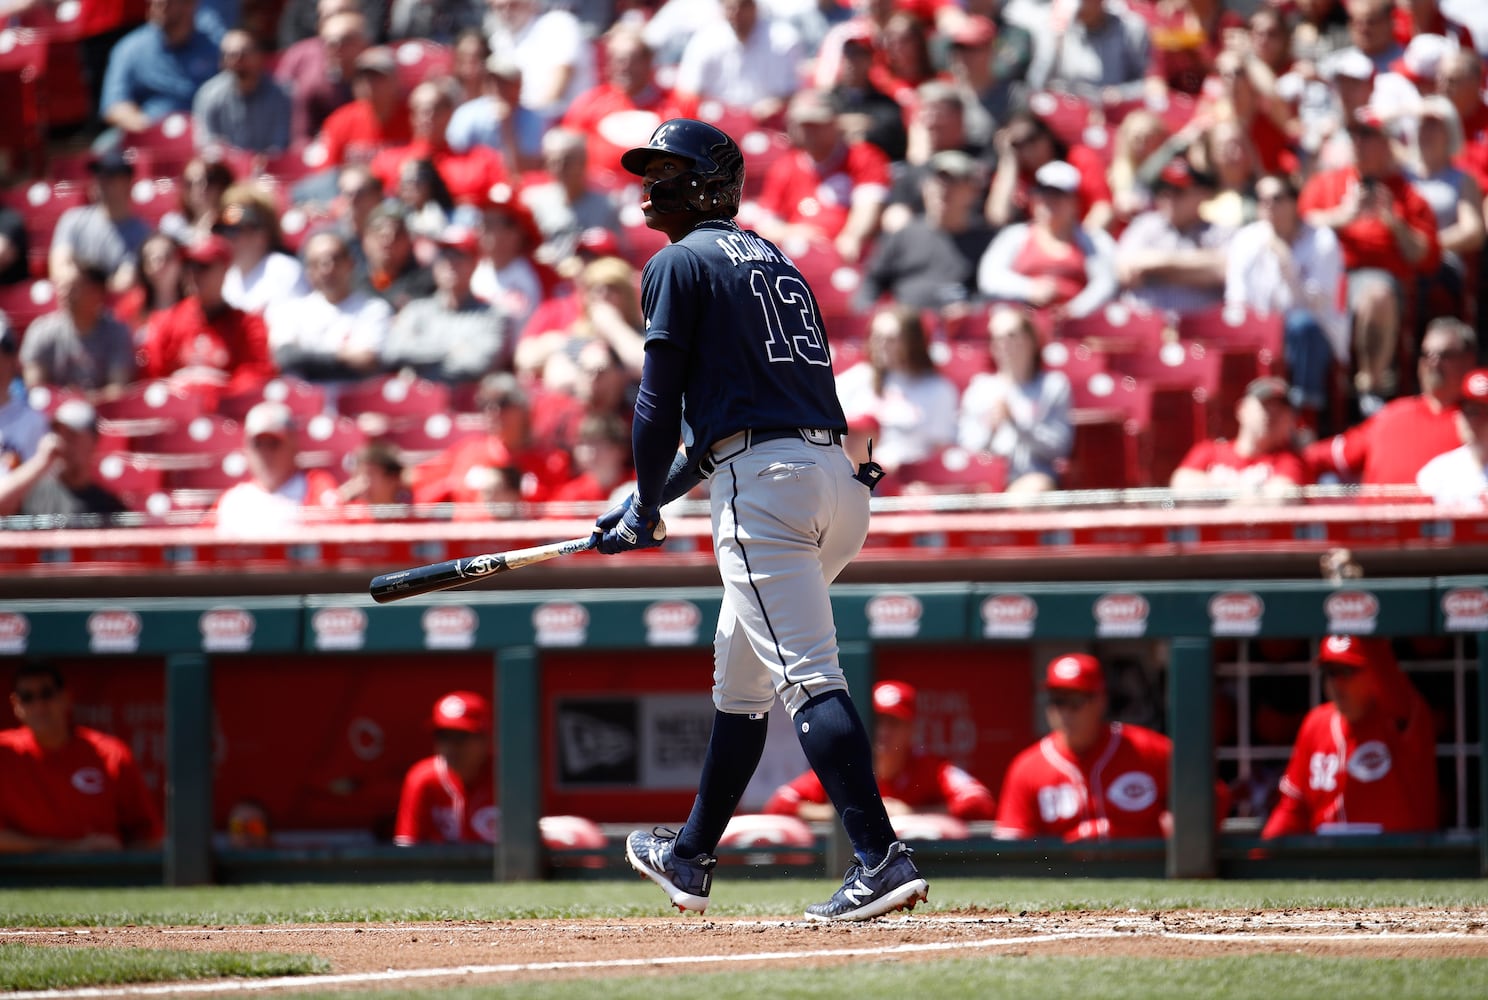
621, 118, 746, 216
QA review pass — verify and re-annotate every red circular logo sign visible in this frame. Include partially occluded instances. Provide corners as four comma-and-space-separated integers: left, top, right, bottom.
422, 606, 477, 635
1094, 594, 1149, 623
1443, 587, 1488, 617
644, 601, 701, 630
1209, 591, 1263, 623
534, 602, 589, 631
981, 594, 1037, 625
87, 610, 142, 639
1324, 590, 1380, 620
312, 607, 367, 636
200, 608, 254, 641
866, 593, 923, 626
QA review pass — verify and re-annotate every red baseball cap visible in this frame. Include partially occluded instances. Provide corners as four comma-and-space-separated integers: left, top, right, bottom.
183, 234, 234, 267
1045, 653, 1105, 693
1317, 635, 1393, 672
431, 691, 491, 733
872, 680, 917, 721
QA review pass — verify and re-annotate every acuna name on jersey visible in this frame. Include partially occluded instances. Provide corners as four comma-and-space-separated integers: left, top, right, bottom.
714, 230, 792, 268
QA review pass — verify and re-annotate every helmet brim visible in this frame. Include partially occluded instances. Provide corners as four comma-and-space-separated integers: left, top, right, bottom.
620, 145, 694, 177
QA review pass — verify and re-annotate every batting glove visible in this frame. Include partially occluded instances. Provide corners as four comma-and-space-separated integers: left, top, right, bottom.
595, 501, 666, 554
595, 493, 635, 532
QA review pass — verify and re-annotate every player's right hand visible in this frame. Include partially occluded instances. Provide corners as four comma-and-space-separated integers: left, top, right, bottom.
594, 493, 635, 533
595, 501, 666, 555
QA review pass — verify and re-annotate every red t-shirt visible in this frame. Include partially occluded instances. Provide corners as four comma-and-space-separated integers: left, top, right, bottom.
0, 725, 162, 846
559, 84, 699, 187
996, 722, 1175, 841
393, 755, 498, 845
141, 297, 275, 407
318, 101, 414, 168
1261, 695, 1437, 838
1456, 103, 1488, 195
1303, 395, 1462, 486
763, 753, 996, 821
1297, 168, 1441, 279
411, 435, 571, 505
1012, 230, 1088, 305
371, 141, 509, 207
756, 141, 892, 240
1391, 7, 1478, 51
1177, 438, 1308, 489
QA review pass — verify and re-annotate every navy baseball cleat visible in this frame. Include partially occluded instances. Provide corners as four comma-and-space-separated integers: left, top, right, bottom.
804, 841, 929, 922
625, 827, 717, 913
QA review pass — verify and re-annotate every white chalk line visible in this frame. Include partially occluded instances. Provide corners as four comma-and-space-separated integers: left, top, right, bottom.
6, 927, 1486, 1000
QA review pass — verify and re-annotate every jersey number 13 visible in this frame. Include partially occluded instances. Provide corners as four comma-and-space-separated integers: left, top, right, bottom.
749, 269, 832, 367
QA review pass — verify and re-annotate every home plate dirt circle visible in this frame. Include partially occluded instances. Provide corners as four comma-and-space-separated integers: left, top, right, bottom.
11, 908, 1488, 996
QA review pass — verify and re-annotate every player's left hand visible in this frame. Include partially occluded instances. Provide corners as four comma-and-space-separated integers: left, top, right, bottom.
595, 500, 667, 554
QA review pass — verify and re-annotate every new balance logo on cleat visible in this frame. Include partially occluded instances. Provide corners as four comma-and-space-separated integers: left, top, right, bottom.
805, 841, 929, 922
625, 827, 717, 914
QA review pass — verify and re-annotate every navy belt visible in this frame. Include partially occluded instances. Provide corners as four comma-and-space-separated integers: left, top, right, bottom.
698, 427, 842, 478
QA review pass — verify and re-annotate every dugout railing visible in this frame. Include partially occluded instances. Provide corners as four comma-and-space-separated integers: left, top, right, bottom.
0, 577, 1483, 887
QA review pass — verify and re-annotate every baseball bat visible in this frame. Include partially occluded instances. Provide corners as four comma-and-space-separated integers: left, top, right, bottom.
369, 533, 599, 604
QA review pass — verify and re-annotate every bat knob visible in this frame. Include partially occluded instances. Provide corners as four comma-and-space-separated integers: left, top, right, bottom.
653, 519, 667, 542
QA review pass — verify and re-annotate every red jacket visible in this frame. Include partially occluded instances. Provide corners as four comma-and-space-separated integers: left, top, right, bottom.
141, 297, 275, 407
0, 725, 162, 846
1298, 168, 1440, 280
394, 755, 497, 845
763, 753, 996, 821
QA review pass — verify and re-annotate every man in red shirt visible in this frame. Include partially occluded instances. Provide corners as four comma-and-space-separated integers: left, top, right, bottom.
762, 680, 997, 824
559, 25, 699, 190
996, 653, 1228, 841
1171, 376, 1309, 500
1438, 46, 1488, 196
1262, 636, 1438, 837
0, 663, 162, 853
1299, 107, 1440, 412
1303, 317, 1475, 490
316, 46, 414, 170
141, 234, 275, 408
370, 80, 509, 207
753, 87, 893, 264
1392, 0, 1478, 52
394, 691, 498, 845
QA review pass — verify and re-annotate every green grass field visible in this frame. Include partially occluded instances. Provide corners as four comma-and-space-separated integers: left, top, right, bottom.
1, 879, 1485, 999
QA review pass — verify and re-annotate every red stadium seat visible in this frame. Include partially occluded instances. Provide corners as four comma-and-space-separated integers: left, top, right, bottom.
334, 374, 452, 427
13, 180, 89, 277
94, 381, 203, 438
164, 451, 249, 509
0, 29, 50, 176
933, 340, 993, 392
374, 413, 483, 467
129, 414, 246, 471
218, 377, 328, 424
894, 447, 1008, 494
123, 113, 198, 179
13, 2, 91, 128
297, 413, 365, 474
394, 39, 453, 94
1041, 339, 1109, 386
129, 177, 179, 229
0, 279, 56, 340
1067, 373, 1154, 486
1108, 342, 1223, 484
783, 237, 861, 319
1027, 91, 1092, 149
94, 454, 168, 515
1055, 302, 1170, 353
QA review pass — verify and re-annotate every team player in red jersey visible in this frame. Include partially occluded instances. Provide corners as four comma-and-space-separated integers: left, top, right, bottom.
996, 653, 1228, 841
393, 691, 498, 846
0, 664, 162, 853
763, 680, 996, 823
1262, 636, 1438, 837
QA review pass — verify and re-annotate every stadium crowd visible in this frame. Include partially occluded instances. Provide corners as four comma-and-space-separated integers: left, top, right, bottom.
3, 0, 1488, 527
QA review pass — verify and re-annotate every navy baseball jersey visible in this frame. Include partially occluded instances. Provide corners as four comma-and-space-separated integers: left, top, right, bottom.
640, 219, 846, 466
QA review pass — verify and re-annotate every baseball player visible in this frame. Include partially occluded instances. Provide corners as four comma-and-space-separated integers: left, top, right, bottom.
393, 691, 498, 845
996, 653, 1229, 840
1261, 636, 1438, 837
592, 118, 927, 921
763, 680, 997, 822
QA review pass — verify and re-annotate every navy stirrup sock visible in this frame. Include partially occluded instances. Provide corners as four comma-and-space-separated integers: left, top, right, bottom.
792, 689, 896, 868
675, 710, 769, 859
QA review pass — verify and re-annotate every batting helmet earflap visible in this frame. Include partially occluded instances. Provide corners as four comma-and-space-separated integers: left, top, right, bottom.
620, 118, 746, 216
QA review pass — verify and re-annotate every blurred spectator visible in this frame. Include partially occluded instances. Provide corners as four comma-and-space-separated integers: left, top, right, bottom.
1116, 159, 1233, 315
1247, 6, 1296, 79
1292, 0, 1354, 71
888, 81, 989, 222
1170, 376, 1308, 500
316, 46, 414, 171
1224, 173, 1347, 422
523, 128, 625, 270
1308, 48, 1382, 173
1416, 368, 1488, 507
823, 24, 908, 163
0, 204, 31, 287
411, 372, 571, 505
754, 88, 892, 264
370, 80, 510, 206
448, 28, 493, 105
673, 0, 806, 122
515, 256, 645, 391
331, 165, 386, 278
266, 229, 391, 382
945, 11, 1033, 131
1300, 108, 1440, 413
1197, 117, 1262, 229
549, 412, 635, 503
957, 305, 1073, 493
20, 263, 135, 401
382, 226, 510, 383
388, 0, 484, 44
1394, 0, 1479, 50
140, 234, 274, 405
1261, 636, 1437, 837
218, 187, 309, 315
1303, 317, 1475, 488
116, 234, 188, 334
1025, 0, 1150, 104
560, 26, 701, 185
395, 158, 456, 241
551, 339, 639, 447
469, 188, 546, 335
445, 54, 544, 173
278, 0, 384, 49
0, 663, 162, 854
996, 652, 1228, 840
0, 401, 127, 522
875, 10, 939, 106
159, 155, 236, 245
192, 29, 293, 155
338, 440, 413, 516
986, 110, 1112, 229
357, 203, 436, 311
1342, 0, 1403, 75
0, 328, 46, 470
858, 149, 997, 313
212, 400, 342, 535
835, 304, 959, 475
48, 148, 151, 295
978, 160, 1119, 320
1438, 47, 1488, 197
98, 0, 219, 138
1099, 109, 1167, 235
763, 679, 997, 823
486, 0, 597, 125
394, 691, 497, 845
1144, 0, 1243, 98
1407, 95, 1486, 324
275, 8, 370, 147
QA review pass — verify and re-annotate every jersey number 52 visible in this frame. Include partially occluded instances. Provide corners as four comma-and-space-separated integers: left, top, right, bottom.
749, 269, 832, 367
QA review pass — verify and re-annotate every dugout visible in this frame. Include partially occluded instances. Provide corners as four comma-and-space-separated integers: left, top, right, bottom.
0, 577, 1483, 887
